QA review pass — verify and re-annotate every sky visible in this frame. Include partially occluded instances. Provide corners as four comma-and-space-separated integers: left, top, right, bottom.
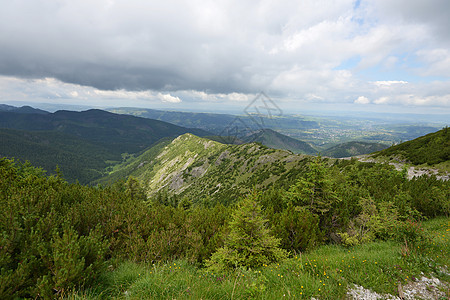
0, 0, 449, 115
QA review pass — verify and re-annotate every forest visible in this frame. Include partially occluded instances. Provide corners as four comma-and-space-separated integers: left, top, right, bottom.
1, 155, 448, 299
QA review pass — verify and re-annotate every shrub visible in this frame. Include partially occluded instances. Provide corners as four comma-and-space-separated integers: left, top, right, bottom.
206, 193, 287, 272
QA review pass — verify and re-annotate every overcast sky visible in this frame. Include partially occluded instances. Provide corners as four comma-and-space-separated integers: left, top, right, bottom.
1, 0, 449, 115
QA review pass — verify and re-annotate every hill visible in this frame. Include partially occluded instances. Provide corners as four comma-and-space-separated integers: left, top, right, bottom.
0, 104, 49, 114
97, 133, 313, 204
323, 141, 388, 158
248, 129, 317, 155
0, 128, 116, 183
0, 109, 211, 183
107, 107, 319, 134
0, 109, 210, 154
373, 127, 450, 166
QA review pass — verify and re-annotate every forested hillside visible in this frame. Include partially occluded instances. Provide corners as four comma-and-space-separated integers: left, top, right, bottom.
323, 141, 388, 158
373, 127, 449, 166
0, 109, 210, 183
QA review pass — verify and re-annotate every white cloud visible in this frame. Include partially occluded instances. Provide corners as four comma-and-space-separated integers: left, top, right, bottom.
0, 0, 449, 112
355, 96, 370, 104
374, 81, 408, 87
157, 93, 182, 103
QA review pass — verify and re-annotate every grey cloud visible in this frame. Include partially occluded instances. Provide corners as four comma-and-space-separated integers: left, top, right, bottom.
0, 0, 449, 106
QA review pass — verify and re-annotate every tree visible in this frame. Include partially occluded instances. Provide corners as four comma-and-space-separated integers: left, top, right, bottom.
206, 192, 287, 272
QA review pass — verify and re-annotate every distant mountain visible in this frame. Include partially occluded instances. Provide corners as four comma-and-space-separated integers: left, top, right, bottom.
0, 104, 49, 114
0, 109, 210, 155
108, 107, 238, 133
107, 107, 319, 134
97, 133, 314, 204
323, 141, 388, 158
248, 129, 317, 155
0, 109, 211, 183
373, 127, 450, 166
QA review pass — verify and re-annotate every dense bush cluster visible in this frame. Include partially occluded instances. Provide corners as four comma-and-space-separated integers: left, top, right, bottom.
1, 156, 448, 298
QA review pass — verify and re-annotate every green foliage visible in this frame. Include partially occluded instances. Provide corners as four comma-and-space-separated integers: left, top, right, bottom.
0, 158, 109, 298
206, 193, 288, 272
283, 158, 342, 231
68, 217, 449, 299
374, 127, 450, 166
271, 205, 321, 252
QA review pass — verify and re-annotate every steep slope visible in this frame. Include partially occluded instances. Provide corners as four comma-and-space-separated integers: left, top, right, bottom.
98, 133, 313, 204
0, 128, 115, 183
373, 127, 449, 166
323, 141, 388, 158
248, 129, 317, 154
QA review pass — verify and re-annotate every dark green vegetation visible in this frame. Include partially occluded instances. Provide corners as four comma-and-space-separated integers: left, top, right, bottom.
374, 127, 450, 166
1, 144, 448, 298
0, 128, 115, 183
0, 109, 209, 183
323, 141, 388, 158
249, 129, 317, 155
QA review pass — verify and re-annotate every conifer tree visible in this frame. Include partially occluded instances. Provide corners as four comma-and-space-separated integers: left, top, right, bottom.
206, 192, 287, 272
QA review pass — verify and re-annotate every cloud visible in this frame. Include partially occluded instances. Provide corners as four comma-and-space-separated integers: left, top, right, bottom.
355, 96, 370, 104
0, 0, 449, 112
374, 81, 408, 87
157, 93, 182, 103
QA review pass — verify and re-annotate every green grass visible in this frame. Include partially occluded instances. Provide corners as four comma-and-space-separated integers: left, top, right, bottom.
67, 217, 449, 299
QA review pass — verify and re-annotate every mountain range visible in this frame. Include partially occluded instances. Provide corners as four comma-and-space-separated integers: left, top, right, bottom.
1, 105, 448, 185
0, 108, 209, 183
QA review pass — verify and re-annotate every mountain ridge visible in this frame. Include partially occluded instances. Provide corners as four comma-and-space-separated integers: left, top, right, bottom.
98, 133, 314, 204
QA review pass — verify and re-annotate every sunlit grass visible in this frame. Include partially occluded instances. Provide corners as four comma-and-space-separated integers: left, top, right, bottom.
67, 217, 449, 299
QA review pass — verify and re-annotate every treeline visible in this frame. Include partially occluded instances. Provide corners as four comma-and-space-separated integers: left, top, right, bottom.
0, 157, 448, 298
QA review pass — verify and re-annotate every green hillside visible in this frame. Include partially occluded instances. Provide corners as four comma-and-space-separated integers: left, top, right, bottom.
0, 109, 209, 154
0, 128, 116, 184
248, 128, 317, 154
98, 133, 313, 204
323, 141, 388, 158
373, 127, 450, 166
0, 109, 211, 183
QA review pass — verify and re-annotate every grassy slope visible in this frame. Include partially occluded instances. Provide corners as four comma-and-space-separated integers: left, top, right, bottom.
98, 133, 313, 204
70, 217, 449, 299
373, 127, 450, 166
323, 141, 388, 158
